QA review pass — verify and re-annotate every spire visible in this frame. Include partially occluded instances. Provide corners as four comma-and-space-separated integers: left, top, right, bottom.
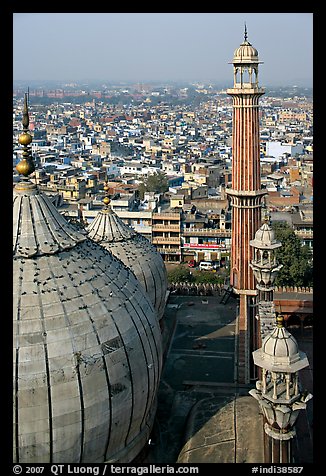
22, 91, 29, 130
244, 22, 248, 42
16, 92, 35, 177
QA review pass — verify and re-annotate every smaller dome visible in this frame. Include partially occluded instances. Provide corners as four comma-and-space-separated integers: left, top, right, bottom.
86, 205, 168, 322
233, 40, 259, 64
252, 314, 309, 373
262, 326, 300, 362
250, 222, 281, 249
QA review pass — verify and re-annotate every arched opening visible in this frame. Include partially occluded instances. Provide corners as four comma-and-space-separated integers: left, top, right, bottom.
242, 67, 251, 86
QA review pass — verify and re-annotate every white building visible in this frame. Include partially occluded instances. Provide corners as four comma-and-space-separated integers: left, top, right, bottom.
265, 141, 304, 159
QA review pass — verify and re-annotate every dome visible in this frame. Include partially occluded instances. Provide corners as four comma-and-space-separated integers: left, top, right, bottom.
233, 40, 259, 63
86, 205, 168, 322
252, 318, 309, 373
13, 180, 163, 463
250, 222, 282, 250
262, 326, 300, 363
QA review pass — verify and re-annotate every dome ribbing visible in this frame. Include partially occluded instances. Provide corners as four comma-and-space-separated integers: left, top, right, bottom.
13, 182, 162, 463
87, 206, 168, 322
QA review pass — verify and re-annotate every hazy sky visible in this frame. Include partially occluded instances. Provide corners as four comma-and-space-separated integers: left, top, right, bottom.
13, 12, 313, 86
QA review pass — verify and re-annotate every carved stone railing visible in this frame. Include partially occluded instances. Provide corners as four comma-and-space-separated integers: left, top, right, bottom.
168, 281, 223, 296
274, 286, 313, 294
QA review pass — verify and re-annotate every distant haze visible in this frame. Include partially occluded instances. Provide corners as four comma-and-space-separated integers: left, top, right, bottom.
13, 12, 313, 87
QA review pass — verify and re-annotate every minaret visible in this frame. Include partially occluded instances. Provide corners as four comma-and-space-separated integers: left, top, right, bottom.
250, 314, 312, 463
226, 26, 267, 383
249, 215, 283, 379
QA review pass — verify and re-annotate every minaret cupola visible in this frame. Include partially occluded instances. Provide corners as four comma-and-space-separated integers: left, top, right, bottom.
231, 23, 263, 89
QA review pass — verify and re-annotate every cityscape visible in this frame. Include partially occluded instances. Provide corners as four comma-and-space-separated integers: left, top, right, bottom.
12, 12, 313, 471
13, 79, 313, 267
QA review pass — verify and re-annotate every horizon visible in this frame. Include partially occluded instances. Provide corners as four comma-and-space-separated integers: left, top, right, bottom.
13, 79, 313, 91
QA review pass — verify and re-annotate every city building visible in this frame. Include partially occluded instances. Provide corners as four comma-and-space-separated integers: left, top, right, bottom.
151, 211, 182, 262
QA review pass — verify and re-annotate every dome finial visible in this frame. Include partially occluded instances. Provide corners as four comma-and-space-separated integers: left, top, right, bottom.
276, 304, 284, 327
102, 176, 111, 208
244, 22, 248, 42
22, 91, 29, 130
276, 313, 284, 328
263, 210, 270, 224
16, 91, 35, 178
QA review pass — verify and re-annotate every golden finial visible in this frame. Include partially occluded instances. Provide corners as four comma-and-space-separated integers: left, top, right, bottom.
276, 308, 284, 328
103, 178, 111, 208
263, 211, 270, 224
16, 92, 35, 177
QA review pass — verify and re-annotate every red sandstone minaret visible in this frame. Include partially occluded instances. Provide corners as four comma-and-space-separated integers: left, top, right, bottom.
226, 25, 267, 383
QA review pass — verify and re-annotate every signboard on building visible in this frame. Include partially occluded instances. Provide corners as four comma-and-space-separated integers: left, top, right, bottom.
183, 243, 226, 249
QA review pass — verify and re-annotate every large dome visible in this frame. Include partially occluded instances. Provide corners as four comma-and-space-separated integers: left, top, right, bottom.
86, 204, 168, 323
13, 180, 163, 463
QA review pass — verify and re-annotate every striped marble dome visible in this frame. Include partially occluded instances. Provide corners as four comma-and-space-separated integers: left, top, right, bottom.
13, 179, 162, 463
86, 205, 168, 323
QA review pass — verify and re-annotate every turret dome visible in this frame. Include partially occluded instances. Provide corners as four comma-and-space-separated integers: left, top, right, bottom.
232, 25, 261, 65
262, 326, 300, 363
252, 317, 309, 373
86, 203, 168, 323
233, 40, 259, 63
250, 221, 282, 250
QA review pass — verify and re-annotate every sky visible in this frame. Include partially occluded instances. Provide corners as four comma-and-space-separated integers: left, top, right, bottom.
13, 12, 313, 86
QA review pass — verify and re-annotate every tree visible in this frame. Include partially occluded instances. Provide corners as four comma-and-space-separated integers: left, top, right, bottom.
167, 266, 193, 284
167, 266, 228, 285
138, 171, 169, 199
272, 221, 313, 287
191, 270, 224, 285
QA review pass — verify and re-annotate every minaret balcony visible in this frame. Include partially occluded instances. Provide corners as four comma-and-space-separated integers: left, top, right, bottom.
227, 86, 265, 95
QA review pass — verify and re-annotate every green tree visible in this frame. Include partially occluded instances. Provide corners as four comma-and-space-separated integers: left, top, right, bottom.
167, 265, 193, 284
191, 270, 224, 285
272, 221, 313, 287
167, 266, 228, 285
138, 171, 169, 199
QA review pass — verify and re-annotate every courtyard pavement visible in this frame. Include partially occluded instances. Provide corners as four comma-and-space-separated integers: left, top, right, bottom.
144, 293, 314, 464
